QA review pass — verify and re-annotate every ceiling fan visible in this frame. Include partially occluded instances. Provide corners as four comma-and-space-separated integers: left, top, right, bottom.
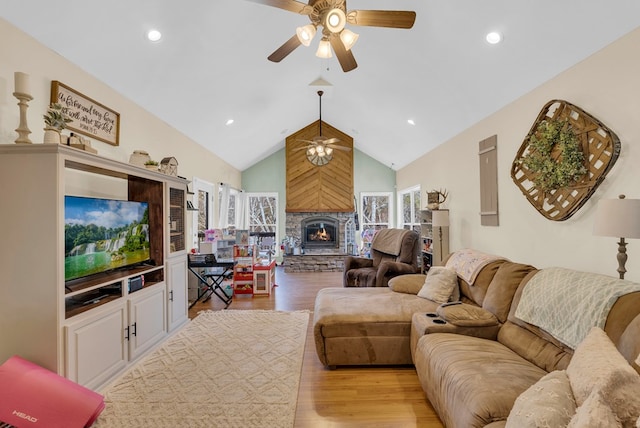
246, 0, 416, 72
296, 90, 351, 166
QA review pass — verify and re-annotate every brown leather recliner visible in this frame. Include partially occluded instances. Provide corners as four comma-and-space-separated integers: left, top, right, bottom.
343, 228, 420, 288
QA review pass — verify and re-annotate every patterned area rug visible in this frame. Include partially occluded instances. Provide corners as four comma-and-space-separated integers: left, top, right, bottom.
93, 310, 310, 428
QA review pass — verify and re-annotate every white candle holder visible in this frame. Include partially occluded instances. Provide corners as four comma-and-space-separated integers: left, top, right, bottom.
13, 92, 34, 144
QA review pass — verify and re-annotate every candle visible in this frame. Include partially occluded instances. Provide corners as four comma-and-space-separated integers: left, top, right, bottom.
14, 72, 31, 95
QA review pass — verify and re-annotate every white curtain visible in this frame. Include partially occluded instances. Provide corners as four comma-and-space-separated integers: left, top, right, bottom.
237, 191, 249, 230
217, 183, 230, 229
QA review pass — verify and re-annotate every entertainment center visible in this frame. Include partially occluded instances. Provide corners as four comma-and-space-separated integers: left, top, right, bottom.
0, 144, 189, 390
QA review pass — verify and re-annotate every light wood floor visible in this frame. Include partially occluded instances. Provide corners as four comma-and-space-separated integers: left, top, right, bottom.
188, 267, 444, 428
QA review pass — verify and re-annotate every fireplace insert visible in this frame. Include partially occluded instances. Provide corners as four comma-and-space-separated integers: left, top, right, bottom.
301, 216, 339, 249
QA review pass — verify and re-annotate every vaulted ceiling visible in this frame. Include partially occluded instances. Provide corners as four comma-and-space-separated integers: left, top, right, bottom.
2, 1, 640, 171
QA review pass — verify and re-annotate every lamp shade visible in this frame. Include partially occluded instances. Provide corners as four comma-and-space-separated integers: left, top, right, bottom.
325, 8, 346, 33
296, 24, 316, 47
432, 209, 450, 228
316, 38, 332, 58
340, 29, 359, 50
593, 197, 640, 239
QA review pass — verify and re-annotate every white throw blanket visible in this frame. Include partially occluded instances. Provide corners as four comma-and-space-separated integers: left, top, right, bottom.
515, 267, 640, 349
445, 248, 507, 284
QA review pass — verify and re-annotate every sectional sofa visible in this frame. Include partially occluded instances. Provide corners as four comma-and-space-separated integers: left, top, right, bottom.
312, 249, 640, 427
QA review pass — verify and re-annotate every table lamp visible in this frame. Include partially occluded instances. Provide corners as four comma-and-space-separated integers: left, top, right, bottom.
431, 209, 450, 261
593, 195, 640, 279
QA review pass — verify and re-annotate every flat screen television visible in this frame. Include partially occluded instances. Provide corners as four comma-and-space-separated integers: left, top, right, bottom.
64, 196, 151, 282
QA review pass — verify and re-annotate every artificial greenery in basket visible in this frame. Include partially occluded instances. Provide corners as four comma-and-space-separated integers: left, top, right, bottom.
518, 119, 587, 192
144, 160, 159, 170
43, 103, 72, 131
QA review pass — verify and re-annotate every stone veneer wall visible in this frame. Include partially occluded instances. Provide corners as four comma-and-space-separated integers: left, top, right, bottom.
284, 211, 355, 272
282, 254, 346, 272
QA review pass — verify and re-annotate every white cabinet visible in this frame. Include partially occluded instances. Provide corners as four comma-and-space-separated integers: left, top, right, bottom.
64, 283, 167, 389
65, 303, 128, 390
128, 284, 167, 360
0, 145, 188, 389
167, 257, 188, 332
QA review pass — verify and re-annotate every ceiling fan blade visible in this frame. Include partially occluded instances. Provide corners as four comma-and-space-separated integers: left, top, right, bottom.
245, 0, 313, 14
329, 35, 357, 72
329, 145, 352, 152
346, 10, 416, 29
268, 35, 302, 62
323, 138, 341, 145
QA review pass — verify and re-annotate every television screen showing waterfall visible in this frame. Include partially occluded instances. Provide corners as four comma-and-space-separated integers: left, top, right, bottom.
64, 196, 151, 282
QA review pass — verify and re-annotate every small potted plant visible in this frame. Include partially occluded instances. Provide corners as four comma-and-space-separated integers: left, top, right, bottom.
43, 103, 72, 144
144, 160, 159, 171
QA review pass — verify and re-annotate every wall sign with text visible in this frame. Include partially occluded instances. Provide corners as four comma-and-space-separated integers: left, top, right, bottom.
50, 81, 120, 146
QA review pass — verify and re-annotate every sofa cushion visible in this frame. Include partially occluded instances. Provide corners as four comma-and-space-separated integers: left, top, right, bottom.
388, 274, 426, 295
457, 260, 504, 306
483, 263, 536, 323
414, 333, 547, 428
417, 267, 458, 304
313, 287, 439, 366
436, 303, 499, 327
505, 370, 576, 428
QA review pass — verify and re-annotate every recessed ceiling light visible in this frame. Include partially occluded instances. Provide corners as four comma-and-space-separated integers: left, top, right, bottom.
407, 119, 415, 126
486, 31, 502, 45
147, 29, 162, 42
225, 119, 234, 126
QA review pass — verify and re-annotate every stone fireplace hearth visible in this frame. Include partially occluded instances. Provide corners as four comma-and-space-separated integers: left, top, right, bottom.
284, 212, 356, 272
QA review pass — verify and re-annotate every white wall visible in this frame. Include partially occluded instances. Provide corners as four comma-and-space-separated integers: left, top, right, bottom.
397, 27, 640, 282
0, 18, 241, 194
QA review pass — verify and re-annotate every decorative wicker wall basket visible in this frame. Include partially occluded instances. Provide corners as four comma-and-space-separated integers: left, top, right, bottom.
511, 100, 621, 221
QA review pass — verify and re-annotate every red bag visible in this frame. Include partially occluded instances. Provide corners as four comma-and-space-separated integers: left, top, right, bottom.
0, 356, 104, 428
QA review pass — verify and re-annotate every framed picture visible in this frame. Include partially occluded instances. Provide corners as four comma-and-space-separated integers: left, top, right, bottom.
50, 81, 120, 146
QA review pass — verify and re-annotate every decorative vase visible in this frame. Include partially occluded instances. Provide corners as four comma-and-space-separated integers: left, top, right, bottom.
145, 164, 158, 171
43, 128, 61, 144
129, 150, 151, 167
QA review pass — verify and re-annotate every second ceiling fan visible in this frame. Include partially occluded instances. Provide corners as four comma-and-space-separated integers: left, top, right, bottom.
246, 0, 416, 72
295, 90, 351, 166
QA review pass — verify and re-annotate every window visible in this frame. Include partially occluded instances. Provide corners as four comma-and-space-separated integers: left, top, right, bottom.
191, 178, 215, 249
398, 186, 421, 233
360, 192, 392, 236
218, 184, 239, 229
247, 193, 278, 234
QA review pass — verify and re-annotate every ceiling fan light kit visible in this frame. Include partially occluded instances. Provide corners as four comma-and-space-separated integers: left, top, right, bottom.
247, 0, 416, 72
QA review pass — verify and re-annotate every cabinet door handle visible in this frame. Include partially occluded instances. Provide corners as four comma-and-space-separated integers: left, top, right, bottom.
132, 322, 137, 337
169, 290, 174, 302
125, 326, 130, 341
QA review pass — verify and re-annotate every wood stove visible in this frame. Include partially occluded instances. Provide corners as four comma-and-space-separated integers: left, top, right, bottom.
301, 216, 339, 249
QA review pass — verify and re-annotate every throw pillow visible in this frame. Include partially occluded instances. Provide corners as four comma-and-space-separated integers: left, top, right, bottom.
567, 388, 622, 428
567, 327, 639, 407
589, 367, 640, 427
388, 274, 427, 295
505, 370, 576, 428
417, 267, 458, 304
